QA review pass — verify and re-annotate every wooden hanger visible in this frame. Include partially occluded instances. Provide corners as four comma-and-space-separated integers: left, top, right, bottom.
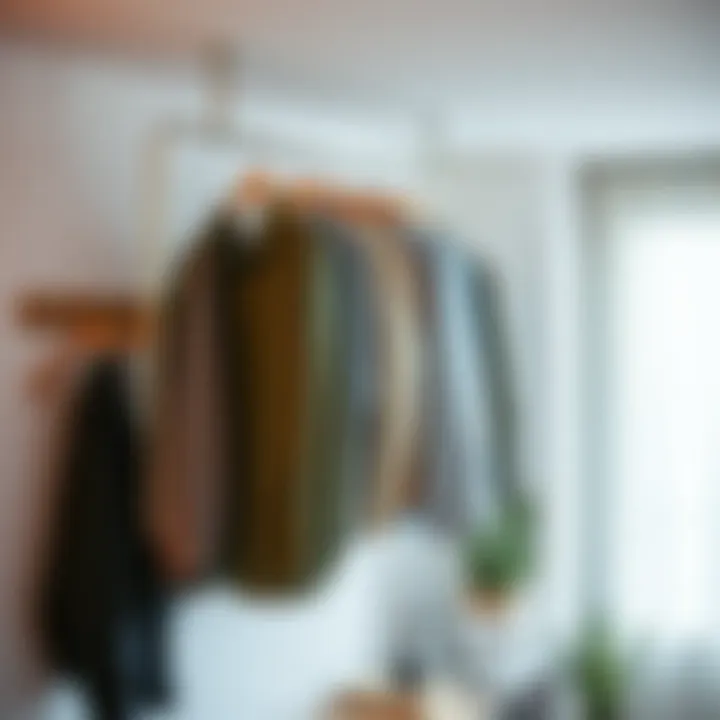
18, 293, 152, 340
233, 170, 408, 226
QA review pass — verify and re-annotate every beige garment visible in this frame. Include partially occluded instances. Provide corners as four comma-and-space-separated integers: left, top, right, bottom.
352, 224, 424, 525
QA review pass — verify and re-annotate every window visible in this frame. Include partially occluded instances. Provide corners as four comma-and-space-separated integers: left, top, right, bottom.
586, 164, 720, 649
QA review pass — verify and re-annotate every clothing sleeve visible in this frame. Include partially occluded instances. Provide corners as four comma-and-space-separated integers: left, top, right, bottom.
470, 261, 521, 507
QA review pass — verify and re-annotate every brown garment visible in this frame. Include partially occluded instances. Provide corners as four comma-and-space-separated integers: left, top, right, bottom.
147, 217, 241, 584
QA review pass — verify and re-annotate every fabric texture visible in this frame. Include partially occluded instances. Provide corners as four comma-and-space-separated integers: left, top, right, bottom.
150, 207, 371, 594
351, 223, 424, 525
41, 357, 166, 720
408, 232, 520, 536
227, 208, 378, 591
148, 216, 244, 584
226, 206, 312, 591
306, 218, 381, 545
149, 208, 517, 587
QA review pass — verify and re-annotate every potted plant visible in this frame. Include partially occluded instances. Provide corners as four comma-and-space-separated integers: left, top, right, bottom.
464, 497, 534, 615
570, 621, 629, 720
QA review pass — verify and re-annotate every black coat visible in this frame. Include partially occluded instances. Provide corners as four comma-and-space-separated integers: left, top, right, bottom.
41, 357, 166, 720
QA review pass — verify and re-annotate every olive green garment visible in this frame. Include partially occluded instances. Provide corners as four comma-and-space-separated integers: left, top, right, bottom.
224, 206, 359, 593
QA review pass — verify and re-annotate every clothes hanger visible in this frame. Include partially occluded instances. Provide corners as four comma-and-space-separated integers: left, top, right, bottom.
231, 169, 408, 228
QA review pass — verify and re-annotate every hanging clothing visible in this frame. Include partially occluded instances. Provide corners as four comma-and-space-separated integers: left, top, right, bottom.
408, 233, 519, 535
326, 219, 382, 534
225, 206, 313, 591
467, 258, 521, 512
148, 215, 244, 584
351, 222, 424, 524
302, 217, 379, 567
149, 207, 379, 593
41, 357, 166, 720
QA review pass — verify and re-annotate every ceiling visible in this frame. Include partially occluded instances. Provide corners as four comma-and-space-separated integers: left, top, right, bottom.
1, 0, 719, 109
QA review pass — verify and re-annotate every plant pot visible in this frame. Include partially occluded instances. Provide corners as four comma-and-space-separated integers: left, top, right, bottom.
465, 588, 514, 619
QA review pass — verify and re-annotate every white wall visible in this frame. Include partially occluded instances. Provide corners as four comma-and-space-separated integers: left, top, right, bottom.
2, 37, 720, 718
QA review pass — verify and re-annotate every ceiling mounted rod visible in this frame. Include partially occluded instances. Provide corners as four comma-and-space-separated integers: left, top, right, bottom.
201, 41, 244, 133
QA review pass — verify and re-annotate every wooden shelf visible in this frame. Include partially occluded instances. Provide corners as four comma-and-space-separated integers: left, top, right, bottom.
17, 292, 154, 400
18, 292, 150, 332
